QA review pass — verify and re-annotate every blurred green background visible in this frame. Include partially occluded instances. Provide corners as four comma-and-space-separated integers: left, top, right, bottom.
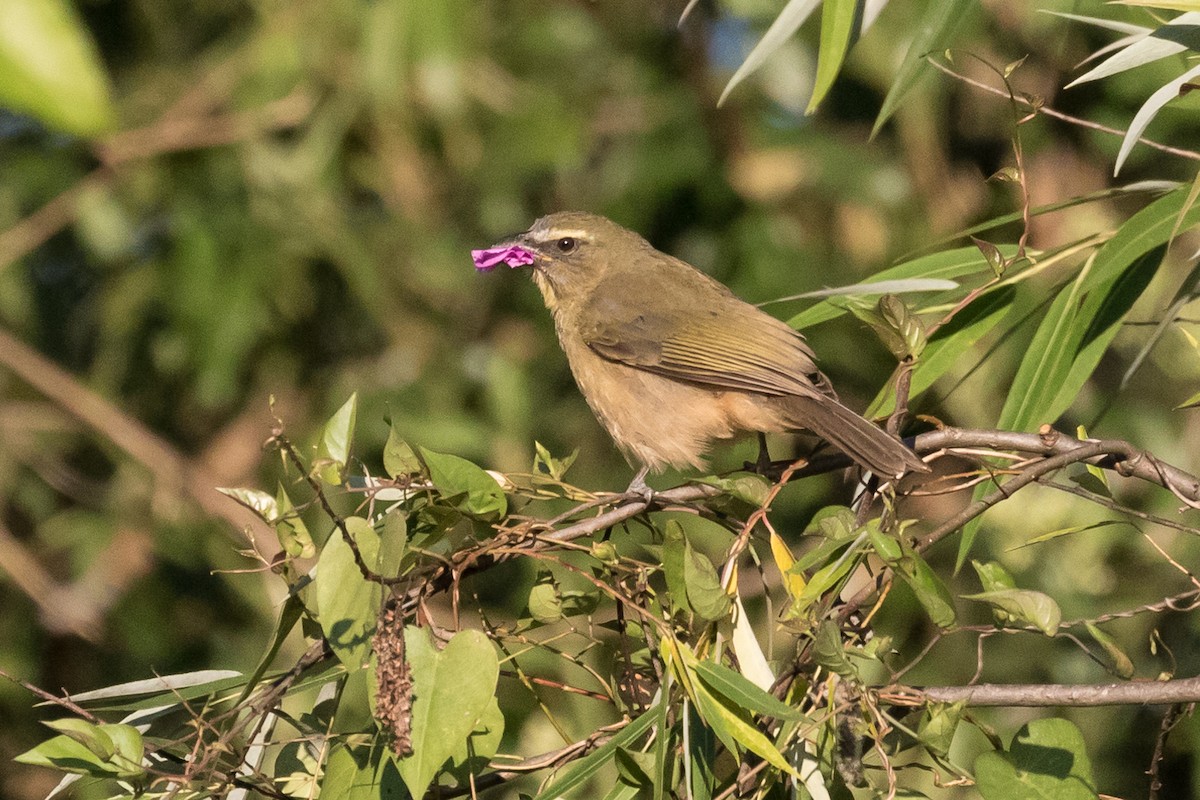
4, 0, 1200, 797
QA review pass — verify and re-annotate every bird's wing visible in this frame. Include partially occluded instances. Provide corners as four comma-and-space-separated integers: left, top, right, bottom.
578, 272, 832, 398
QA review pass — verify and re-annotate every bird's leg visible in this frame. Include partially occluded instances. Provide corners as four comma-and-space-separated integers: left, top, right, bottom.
754, 432, 772, 473
625, 465, 654, 503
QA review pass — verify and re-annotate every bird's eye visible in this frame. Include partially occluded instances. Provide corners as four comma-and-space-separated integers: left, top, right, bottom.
555, 237, 577, 254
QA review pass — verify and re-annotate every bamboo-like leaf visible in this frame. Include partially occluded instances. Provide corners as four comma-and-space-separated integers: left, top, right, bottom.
530, 709, 658, 800
873, 0, 974, 135
692, 660, 804, 720
718, 0, 822, 107
1116, 62, 1200, 175
807, 0, 862, 113
1065, 12, 1200, 89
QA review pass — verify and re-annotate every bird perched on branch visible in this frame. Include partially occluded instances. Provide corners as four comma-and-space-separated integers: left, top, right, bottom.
474, 211, 927, 493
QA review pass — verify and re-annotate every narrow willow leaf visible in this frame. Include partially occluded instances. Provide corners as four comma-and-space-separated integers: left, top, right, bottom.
690, 675, 799, 777
807, 0, 862, 114
1085, 622, 1136, 679
0, 0, 116, 135
1008, 520, 1125, 550
1066, 12, 1200, 89
873, 0, 975, 135
531, 708, 658, 800
730, 595, 775, 691
1116, 62, 1200, 175
718, 0, 821, 107
692, 660, 803, 720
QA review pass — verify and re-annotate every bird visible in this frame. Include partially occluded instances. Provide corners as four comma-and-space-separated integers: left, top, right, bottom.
473, 211, 927, 493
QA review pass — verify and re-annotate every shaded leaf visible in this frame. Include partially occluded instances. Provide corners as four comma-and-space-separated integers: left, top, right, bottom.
531, 707, 658, 800
873, 0, 974, 135
1085, 622, 1136, 679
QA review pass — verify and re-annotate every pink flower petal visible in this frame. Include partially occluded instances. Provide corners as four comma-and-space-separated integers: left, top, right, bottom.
472, 245, 535, 272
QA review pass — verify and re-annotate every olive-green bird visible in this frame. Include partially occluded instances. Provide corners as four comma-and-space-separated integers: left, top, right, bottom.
473, 211, 927, 491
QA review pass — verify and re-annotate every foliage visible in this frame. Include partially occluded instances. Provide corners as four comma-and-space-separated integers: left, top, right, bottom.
5, 1, 1200, 799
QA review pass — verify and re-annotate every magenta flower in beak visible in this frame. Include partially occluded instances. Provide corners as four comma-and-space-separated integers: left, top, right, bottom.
472, 245, 535, 272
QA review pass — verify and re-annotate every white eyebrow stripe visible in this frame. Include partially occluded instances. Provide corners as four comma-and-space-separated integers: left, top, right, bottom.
536, 228, 592, 242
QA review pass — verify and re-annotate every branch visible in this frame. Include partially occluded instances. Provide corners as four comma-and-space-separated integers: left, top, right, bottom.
881, 674, 1200, 707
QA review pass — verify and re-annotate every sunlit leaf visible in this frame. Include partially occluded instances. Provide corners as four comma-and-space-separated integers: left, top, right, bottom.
0, 0, 115, 135
718, 0, 821, 107
963, 589, 1061, 635
394, 627, 499, 800
419, 447, 507, 520
692, 660, 803, 720
1116, 62, 1200, 175
975, 718, 1097, 800
1085, 622, 1136, 679
807, 0, 861, 114
316, 517, 382, 670
317, 393, 358, 485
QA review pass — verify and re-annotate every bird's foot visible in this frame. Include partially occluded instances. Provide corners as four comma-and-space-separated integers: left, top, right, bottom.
625, 466, 655, 504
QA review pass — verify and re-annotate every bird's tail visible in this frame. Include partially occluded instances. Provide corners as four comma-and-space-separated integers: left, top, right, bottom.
782, 395, 928, 479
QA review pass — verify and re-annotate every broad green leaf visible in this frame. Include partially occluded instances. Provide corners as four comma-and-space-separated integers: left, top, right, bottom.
531, 707, 658, 800
811, 620, 857, 678
0, 0, 115, 135
788, 245, 1016, 330
43, 719, 114, 761
661, 521, 687, 611
873, 0, 975, 135
692, 660, 803, 720
395, 627, 499, 800
449, 697, 505, 766
683, 537, 731, 621
867, 285, 1016, 417
807, 0, 860, 113
697, 472, 770, 506
975, 718, 1097, 800
971, 560, 1016, 592
527, 572, 563, 623
383, 422, 422, 477
1085, 622, 1136, 679
321, 743, 400, 800
216, 486, 278, 524
963, 589, 1061, 636
905, 557, 957, 628
316, 517, 383, 670
16, 733, 114, 776
918, 701, 965, 758
419, 447, 507, 520
317, 393, 358, 485
1117, 63, 1200, 175
379, 509, 408, 577
718, 0, 821, 106
275, 483, 315, 558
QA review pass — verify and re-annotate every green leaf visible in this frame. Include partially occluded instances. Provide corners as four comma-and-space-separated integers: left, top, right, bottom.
811, 620, 857, 678
807, 0, 859, 114
16, 733, 113, 776
43, 719, 114, 761
1116, 62, 1200, 175
975, 718, 1097, 800
1009, 520, 1125, 550
963, 589, 1061, 636
692, 660, 803, 720
379, 509, 408, 578
449, 697, 505, 766
527, 572, 563, 624
901, 548, 957, 629
275, 483, 315, 558
317, 393, 358, 485
683, 537, 731, 621
316, 517, 383, 670
384, 422, 422, 478
1085, 622, 1136, 679
788, 245, 1016, 330
661, 521, 688, 613
0, 0, 115, 135
696, 472, 771, 506
216, 486, 279, 524
532, 710, 658, 800
322, 743, 402, 800
872, 0, 975, 136
971, 560, 1016, 592
918, 701, 965, 758
394, 627, 499, 800
869, 285, 1016, 416
689, 667, 799, 777
718, 0, 821, 107
419, 447, 507, 520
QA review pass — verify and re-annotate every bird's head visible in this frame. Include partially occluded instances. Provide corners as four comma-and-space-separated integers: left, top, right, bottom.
473, 212, 649, 311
